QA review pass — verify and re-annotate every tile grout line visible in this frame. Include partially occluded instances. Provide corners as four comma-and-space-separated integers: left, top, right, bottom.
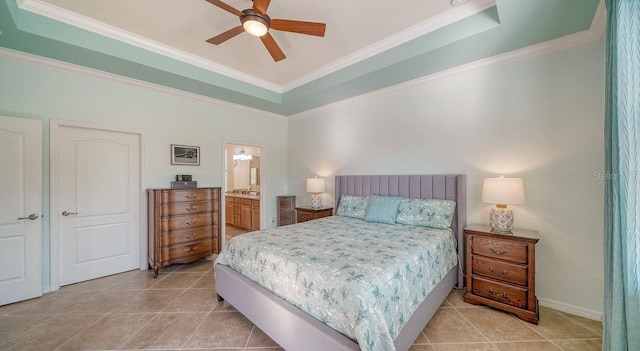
243, 325, 256, 351
450, 305, 498, 349
179, 309, 218, 350
52, 313, 110, 351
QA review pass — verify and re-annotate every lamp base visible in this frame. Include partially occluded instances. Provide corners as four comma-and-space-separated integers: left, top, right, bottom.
489, 206, 514, 234
310, 193, 321, 209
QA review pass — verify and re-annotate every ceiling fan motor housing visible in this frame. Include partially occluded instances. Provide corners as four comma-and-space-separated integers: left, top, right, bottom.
240, 9, 271, 35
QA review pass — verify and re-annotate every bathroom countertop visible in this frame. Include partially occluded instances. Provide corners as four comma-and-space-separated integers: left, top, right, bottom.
225, 193, 261, 200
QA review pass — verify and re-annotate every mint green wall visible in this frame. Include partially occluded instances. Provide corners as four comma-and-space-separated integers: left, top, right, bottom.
288, 41, 605, 314
0, 56, 289, 289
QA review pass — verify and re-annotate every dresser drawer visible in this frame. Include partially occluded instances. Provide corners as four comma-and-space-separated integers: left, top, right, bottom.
164, 189, 213, 203
161, 213, 213, 231
160, 240, 213, 261
472, 255, 527, 286
472, 236, 528, 264
472, 276, 527, 309
160, 226, 213, 247
161, 201, 213, 216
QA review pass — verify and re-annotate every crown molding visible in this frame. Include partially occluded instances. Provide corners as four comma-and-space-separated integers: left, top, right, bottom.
17, 0, 284, 93
589, 0, 606, 40
290, 26, 603, 120
17, 0, 495, 94
0, 46, 287, 120
280, 0, 496, 91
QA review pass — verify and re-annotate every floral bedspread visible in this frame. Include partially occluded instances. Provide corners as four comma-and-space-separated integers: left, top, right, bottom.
215, 215, 457, 351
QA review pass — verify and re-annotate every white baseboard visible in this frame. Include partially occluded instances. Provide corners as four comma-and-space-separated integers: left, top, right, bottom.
538, 297, 602, 321
42, 284, 51, 294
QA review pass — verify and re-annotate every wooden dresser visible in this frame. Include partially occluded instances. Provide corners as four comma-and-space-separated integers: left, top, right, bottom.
464, 224, 540, 324
277, 196, 296, 226
295, 206, 333, 223
148, 187, 221, 277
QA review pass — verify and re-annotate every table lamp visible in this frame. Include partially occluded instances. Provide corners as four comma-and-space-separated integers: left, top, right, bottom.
482, 175, 525, 234
306, 177, 325, 209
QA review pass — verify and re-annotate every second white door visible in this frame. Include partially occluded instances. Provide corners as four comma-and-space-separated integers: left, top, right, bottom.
55, 122, 141, 286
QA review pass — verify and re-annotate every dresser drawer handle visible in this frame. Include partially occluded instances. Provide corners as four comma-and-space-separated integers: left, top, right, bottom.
185, 247, 198, 254
489, 247, 508, 255
185, 233, 198, 239
489, 288, 508, 298
186, 206, 199, 212
488, 267, 508, 275
185, 220, 198, 226
186, 195, 198, 200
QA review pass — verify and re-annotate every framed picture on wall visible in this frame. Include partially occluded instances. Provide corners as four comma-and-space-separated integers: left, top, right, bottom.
171, 144, 200, 166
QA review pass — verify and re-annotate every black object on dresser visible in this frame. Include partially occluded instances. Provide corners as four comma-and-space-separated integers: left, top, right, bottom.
464, 224, 540, 324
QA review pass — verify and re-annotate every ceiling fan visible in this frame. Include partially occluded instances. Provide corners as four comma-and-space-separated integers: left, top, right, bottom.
204, 0, 326, 62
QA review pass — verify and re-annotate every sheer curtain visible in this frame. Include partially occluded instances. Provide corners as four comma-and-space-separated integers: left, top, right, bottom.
603, 0, 640, 350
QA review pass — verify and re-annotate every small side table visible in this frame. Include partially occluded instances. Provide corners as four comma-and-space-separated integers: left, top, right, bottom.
463, 224, 540, 324
295, 206, 333, 223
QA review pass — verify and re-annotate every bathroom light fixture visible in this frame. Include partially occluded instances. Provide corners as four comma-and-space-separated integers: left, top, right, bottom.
482, 175, 525, 234
233, 149, 253, 161
306, 176, 326, 209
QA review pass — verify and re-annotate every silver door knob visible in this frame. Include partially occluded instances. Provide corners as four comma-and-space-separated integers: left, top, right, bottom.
17, 214, 39, 220
62, 211, 78, 216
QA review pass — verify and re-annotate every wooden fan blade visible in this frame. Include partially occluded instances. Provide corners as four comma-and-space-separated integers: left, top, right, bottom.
253, 0, 271, 15
204, 0, 243, 17
206, 26, 244, 45
270, 19, 326, 37
260, 33, 286, 62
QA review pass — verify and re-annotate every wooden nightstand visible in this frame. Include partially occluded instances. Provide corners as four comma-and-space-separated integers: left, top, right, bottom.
295, 206, 333, 223
463, 224, 540, 324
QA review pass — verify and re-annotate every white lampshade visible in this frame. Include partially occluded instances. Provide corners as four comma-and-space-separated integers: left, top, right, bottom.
482, 176, 525, 205
306, 177, 326, 193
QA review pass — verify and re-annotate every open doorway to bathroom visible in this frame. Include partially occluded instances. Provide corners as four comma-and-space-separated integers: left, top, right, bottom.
224, 144, 262, 244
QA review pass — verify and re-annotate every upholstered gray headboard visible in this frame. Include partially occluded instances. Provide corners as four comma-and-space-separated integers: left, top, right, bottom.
334, 175, 466, 288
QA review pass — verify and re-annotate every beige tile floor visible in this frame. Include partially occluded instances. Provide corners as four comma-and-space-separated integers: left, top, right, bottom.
0, 258, 602, 351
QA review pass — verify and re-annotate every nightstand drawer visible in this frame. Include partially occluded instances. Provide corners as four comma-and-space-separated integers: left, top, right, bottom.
297, 212, 314, 222
472, 276, 527, 309
472, 236, 528, 264
472, 256, 527, 286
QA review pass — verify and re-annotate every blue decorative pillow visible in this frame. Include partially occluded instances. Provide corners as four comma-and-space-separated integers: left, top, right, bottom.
336, 195, 370, 219
396, 198, 456, 229
364, 195, 403, 224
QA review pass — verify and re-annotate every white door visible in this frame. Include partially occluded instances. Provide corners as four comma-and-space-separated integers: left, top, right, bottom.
0, 116, 42, 306
55, 123, 140, 286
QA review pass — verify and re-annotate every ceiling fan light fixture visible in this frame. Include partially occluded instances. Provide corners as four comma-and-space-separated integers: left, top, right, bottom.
241, 10, 270, 37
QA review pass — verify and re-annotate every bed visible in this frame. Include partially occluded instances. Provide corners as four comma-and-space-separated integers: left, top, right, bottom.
215, 174, 466, 351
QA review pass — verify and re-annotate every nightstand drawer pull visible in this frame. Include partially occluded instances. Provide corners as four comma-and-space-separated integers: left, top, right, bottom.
185, 247, 198, 254
186, 194, 198, 199
185, 233, 198, 239
186, 206, 199, 212
185, 220, 198, 226
488, 267, 508, 275
489, 247, 508, 255
489, 288, 508, 298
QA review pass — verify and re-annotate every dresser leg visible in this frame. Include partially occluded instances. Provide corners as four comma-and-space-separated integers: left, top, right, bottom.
217, 294, 224, 302
153, 266, 159, 278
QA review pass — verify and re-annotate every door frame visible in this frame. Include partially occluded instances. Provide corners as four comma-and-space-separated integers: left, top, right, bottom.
50, 119, 146, 291
222, 140, 265, 246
